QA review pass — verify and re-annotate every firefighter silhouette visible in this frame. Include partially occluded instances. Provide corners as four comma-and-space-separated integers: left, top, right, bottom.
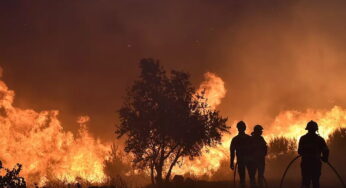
298, 120, 329, 188
250, 124, 267, 187
230, 121, 253, 187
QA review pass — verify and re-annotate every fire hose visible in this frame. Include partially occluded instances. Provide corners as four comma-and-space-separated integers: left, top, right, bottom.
233, 162, 269, 188
279, 155, 346, 188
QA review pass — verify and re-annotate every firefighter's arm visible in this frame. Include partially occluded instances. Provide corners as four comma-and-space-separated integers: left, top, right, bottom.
321, 138, 329, 163
230, 139, 235, 170
298, 137, 304, 156
263, 138, 268, 156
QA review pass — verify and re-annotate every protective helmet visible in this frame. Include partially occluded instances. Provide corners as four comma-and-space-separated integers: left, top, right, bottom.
306, 120, 318, 131
236, 121, 246, 130
254, 124, 263, 132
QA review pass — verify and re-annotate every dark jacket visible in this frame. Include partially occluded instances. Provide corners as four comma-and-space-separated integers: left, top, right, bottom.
298, 132, 329, 162
230, 133, 251, 163
251, 135, 267, 160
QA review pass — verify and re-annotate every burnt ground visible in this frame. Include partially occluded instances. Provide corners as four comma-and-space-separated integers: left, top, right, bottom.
142, 180, 343, 188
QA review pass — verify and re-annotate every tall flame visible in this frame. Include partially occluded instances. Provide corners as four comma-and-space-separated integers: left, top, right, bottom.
0, 79, 110, 186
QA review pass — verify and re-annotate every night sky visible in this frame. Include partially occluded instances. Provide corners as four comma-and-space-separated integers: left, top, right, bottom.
1, 0, 346, 141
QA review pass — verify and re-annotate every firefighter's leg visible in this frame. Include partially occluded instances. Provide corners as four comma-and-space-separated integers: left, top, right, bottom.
258, 160, 265, 187
247, 161, 257, 188
238, 162, 246, 187
311, 162, 322, 188
301, 162, 311, 188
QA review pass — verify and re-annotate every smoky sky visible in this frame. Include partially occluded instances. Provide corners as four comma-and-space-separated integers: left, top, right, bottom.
1, 0, 346, 140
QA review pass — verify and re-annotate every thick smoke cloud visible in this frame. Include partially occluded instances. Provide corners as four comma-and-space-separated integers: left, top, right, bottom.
1, 0, 346, 140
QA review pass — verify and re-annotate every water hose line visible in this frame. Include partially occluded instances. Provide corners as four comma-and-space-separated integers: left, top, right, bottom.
280, 156, 346, 188
326, 161, 346, 188
279, 155, 301, 188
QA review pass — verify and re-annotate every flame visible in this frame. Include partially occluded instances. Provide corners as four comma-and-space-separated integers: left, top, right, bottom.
0, 79, 110, 185
268, 106, 346, 140
197, 72, 227, 109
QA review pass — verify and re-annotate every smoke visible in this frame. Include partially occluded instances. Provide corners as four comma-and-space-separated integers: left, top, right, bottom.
2, 0, 346, 141
0, 66, 3, 78
212, 0, 346, 127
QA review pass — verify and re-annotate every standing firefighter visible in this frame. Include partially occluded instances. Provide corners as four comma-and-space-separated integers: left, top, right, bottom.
230, 121, 253, 187
298, 120, 329, 188
250, 124, 267, 187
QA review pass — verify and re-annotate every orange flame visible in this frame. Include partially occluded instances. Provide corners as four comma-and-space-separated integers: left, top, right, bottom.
0, 79, 110, 186
197, 72, 227, 109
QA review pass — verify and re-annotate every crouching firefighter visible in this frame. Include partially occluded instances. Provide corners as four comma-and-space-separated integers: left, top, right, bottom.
298, 120, 329, 188
230, 121, 253, 187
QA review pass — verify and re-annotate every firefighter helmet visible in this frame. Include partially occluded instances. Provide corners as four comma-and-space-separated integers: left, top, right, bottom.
305, 120, 318, 131
254, 124, 264, 132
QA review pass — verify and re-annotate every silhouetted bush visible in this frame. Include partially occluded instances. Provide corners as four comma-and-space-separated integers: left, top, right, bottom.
327, 128, 346, 181
266, 137, 299, 181
0, 161, 26, 188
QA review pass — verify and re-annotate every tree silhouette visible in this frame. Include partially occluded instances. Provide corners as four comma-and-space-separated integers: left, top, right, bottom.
116, 59, 228, 184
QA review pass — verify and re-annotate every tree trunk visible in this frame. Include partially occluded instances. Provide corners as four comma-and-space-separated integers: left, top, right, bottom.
155, 164, 163, 184
150, 161, 155, 184
165, 148, 183, 182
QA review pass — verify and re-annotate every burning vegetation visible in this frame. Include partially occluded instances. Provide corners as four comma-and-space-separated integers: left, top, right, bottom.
0, 61, 346, 187
0, 78, 110, 186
